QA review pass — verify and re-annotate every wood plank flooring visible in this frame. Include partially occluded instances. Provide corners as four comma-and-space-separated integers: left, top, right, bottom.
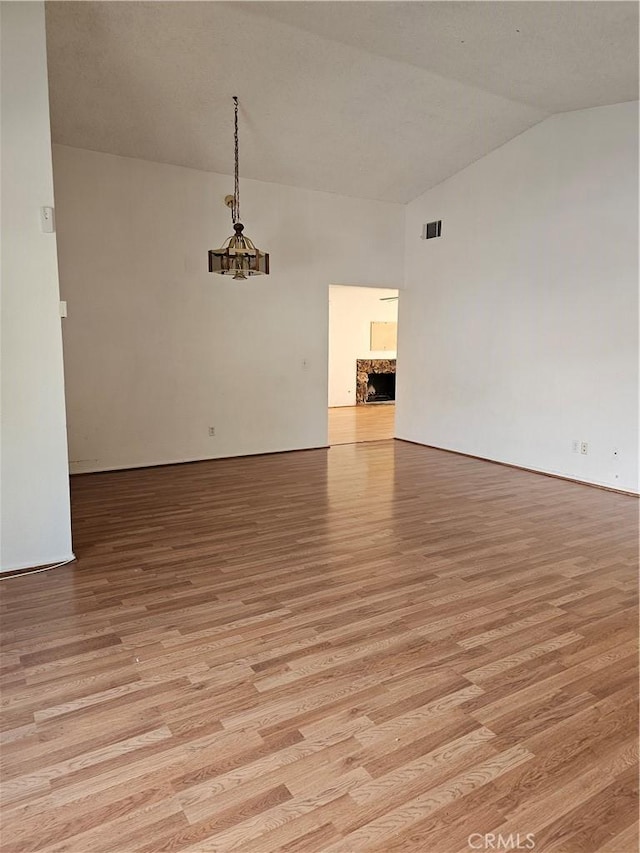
1, 440, 638, 852
328, 405, 395, 445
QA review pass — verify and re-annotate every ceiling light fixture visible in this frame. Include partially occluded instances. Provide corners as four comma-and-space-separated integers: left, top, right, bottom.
208, 97, 269, 280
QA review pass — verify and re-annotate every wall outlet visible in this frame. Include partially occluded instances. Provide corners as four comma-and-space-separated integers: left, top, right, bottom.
571, 439, 579, 453
208, 427, 216, 437
580, 441, 588, 455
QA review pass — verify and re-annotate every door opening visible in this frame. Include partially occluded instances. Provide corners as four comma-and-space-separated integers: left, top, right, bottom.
327, 284, 399, 446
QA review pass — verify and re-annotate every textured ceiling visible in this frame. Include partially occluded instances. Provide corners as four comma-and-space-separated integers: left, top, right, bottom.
45, 2, 639, 204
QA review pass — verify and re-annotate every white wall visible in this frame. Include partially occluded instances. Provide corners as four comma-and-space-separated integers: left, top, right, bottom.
328, 285, 398, 407
397, 101, 639, 493
52, 146, 404, 472
0, 2, 73, 571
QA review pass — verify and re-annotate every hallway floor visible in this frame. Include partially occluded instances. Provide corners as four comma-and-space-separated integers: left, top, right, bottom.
328, 404, 395, 445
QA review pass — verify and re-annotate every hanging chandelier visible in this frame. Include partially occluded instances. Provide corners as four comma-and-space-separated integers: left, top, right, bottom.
208, 97, 269, 280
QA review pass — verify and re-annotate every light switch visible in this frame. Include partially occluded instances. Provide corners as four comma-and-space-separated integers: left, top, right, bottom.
40, 206, 55, 233
59, 301, 68, 318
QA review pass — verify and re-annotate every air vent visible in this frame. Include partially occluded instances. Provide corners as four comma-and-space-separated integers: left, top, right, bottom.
422, 220, 442, 240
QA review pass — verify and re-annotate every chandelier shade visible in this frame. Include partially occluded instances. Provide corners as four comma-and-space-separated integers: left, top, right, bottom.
209, 97, 269, 280
209, 223, 269, 279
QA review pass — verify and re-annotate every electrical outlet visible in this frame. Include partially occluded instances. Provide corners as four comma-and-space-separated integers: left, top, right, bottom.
208, 427, 216, 437
580, 441, 588, 455
571, 440, 579, 453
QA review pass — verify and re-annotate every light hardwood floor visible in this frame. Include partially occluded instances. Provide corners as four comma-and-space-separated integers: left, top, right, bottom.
0, 440, 638, 852
329, 405, 395, 445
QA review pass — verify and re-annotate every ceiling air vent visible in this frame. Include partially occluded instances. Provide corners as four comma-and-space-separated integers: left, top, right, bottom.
422, 220, 442, 240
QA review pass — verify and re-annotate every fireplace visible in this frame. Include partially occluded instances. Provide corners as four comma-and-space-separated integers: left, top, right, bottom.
356, 359, 396, 405
366, 372, 396, 403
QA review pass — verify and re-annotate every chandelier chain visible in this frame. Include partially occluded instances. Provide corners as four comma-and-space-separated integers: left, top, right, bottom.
233, 96, 240, 224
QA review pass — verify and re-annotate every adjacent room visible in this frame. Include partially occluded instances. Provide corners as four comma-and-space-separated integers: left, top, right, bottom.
1, 2, 638, 852
328, 284, 399, 447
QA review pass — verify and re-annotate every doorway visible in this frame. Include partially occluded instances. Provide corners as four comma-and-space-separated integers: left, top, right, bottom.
327, 284, 399, 445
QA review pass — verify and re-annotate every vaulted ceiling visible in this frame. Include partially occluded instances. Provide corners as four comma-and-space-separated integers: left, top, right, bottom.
45, 1, 638, 203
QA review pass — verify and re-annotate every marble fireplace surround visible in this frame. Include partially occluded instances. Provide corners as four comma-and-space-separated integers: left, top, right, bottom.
356, 359, 396, 405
